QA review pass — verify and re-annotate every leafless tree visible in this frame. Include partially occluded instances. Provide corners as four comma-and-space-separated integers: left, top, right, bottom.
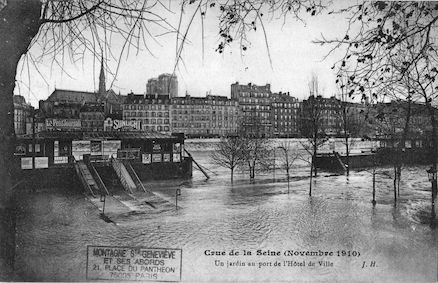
316, 1, 438, 212
277, 140, 299, 194
335, 73, 368, 175
210, 136, 245, 182
300, 74, 328, 182
239, 117, 272, 180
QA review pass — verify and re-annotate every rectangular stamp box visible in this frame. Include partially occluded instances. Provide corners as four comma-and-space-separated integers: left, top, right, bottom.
86, 245, 182, 282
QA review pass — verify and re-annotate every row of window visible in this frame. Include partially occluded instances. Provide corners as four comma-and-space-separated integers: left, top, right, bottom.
272, 103, 300, 108
274, 121, 297, 126
130, 118, 170, 125
124, 104, 169, 110
240, 98, 271, 104
142, 125, 170, 132
171, 122, 237, 128
273, 109, 298, 114
242, 105, 270, 111
274, 115, 296, 120
172, 123, 209, 128
243, 112, 270, 118
237, 92, 270, 98
124, 111, 169, 118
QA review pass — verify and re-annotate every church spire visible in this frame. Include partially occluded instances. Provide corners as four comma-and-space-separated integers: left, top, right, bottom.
99, 55, 106, 94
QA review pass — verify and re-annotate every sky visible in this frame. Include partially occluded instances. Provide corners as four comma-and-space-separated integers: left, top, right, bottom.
14, 0, 354, 107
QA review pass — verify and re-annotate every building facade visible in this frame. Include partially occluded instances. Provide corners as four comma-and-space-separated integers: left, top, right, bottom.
14, 95, 33, 135
80, 102, 105, 131
231, 82, 273, 136
146, 73, 178, 98
206, 95, 240, 136
171, 94, 240, 137
123, 94, 171, 134
271, 92, 301, 137
300, 95, 343, 137
171, 95, 211, 137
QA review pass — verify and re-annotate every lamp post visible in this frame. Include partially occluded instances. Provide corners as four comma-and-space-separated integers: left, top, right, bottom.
277, 146, 290, 194
371, 145, 377, 206
175, 188, 181, 210
273, 148, 276, 180
426, 167, 436, 219
100, 192, 106, 216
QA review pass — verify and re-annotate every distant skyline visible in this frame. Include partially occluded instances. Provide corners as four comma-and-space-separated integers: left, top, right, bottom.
14, 1, 355, 107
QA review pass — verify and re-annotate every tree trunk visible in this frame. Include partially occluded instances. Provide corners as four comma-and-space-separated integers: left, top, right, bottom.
396, 98, 412, 198
343, 103, 350, 175
309, 164, 313, 196
393, 165, 397, 204
426, 101, 438, 204
372, 165, 376, 206
345, 138, 350, 175
0, 1, 42, 279
231, 167, 234, 183
312, 146, 317, 177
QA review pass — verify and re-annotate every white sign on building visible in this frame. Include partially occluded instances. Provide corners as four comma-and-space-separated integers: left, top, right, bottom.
105, 118, 141, 131
46, 118, 81, 130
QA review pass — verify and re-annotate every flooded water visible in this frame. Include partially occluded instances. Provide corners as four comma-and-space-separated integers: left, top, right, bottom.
14, 139, 438, 282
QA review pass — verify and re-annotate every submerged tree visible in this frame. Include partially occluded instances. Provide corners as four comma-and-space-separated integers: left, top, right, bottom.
240, 116, 272, 180
277, 140, 299, 194
300, 74, 328, 191
334, 73, 369, 175
316, 1, 438, 208
210, 135, 245, 182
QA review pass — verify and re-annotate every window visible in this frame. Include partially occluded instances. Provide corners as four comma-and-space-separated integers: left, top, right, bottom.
28, 143, 41, 152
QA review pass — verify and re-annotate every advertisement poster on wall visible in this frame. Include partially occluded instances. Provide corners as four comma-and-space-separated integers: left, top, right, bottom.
142, 153, 151, 164
90, 141, 102, 155
102, 140, 121, 158
173, 153, 180, 162
152, 154, 162, 163
72, 140, 91, 161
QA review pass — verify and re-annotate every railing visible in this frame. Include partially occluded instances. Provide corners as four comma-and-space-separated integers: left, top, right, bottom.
123, 161, 148, 193
184, 149, 209, 179
88, 162, 109, 195
73, 160, 96, 197
111, 157, 135, 194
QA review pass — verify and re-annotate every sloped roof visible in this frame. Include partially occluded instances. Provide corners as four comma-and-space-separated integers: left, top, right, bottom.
47, 88, 126, 104
47, 89, 99, 103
